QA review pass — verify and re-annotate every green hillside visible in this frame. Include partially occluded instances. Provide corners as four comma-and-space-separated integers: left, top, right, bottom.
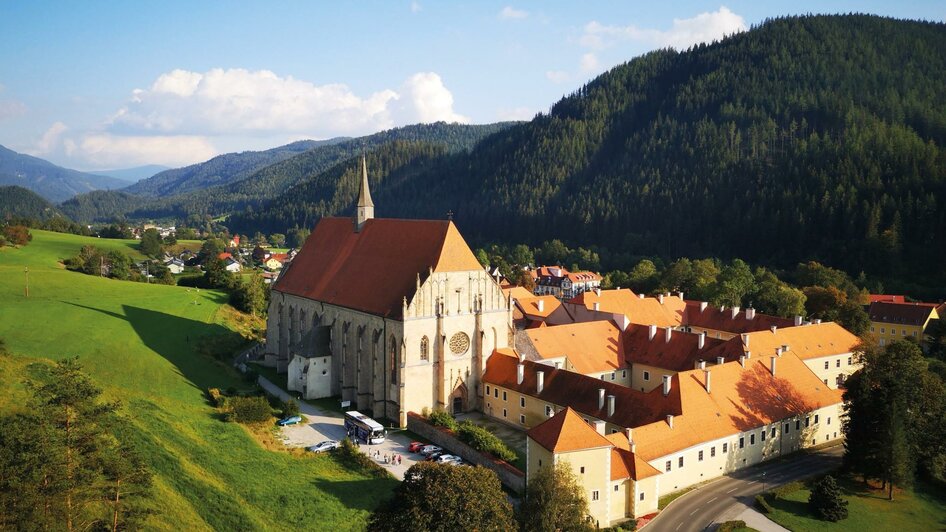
0, 185, 63, 220
0, 230, 396, 530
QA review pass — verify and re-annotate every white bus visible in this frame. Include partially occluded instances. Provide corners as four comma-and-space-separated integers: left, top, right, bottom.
344, 411, 386, 444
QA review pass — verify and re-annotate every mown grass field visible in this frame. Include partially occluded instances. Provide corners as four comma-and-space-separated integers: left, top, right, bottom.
0, 230, 397, 530
762, 475, 946, 531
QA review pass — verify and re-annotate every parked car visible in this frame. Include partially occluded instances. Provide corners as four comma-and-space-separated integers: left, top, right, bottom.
276, 415, 302, 426
434, 454, 460, 464
445, 457, 466, 466
307, 440, 340, 453
419, 445, 442, 456
408, 441, 426, 453
425, 451, 444, 461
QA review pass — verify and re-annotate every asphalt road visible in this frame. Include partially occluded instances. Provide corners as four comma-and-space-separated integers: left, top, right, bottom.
647, 445, 844, 532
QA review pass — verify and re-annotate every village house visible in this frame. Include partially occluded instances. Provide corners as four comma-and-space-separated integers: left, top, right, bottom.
532, 266, 602, 300
868, 300, 943, 348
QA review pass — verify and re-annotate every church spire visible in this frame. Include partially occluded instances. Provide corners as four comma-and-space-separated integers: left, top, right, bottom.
355, 154, 374, 232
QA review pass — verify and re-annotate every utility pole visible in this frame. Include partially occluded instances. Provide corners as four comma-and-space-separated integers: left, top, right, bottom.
24, 266, 29, 298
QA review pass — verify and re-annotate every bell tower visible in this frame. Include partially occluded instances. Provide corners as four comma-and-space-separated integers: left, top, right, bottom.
355, 154, 374, 232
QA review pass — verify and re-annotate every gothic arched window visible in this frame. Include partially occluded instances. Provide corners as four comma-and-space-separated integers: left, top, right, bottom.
390, 335, 398, 384
420, 336, 429, 361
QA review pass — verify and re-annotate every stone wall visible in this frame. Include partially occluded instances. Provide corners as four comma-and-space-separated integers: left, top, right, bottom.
406, 412, 525, 493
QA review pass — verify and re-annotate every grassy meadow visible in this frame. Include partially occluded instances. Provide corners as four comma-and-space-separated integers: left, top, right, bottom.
0, 230, 397, 530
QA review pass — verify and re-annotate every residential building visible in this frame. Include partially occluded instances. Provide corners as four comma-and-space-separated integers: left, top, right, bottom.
224, 258, 242, 273
868, 301, 941, 347
532, 266, 602, 300
517, 320, 632, 385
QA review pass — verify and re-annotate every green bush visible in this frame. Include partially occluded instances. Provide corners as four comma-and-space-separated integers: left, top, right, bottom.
335, 439, 390, 479
281, 399, 300, 418
207, 387, 226, 407
427, 409, 459, 431
718, 521, 747, 532
225, 395, 272, 423
457, 421, 517, 462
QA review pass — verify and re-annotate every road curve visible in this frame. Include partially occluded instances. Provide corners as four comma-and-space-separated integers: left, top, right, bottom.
646, 445, 843, 532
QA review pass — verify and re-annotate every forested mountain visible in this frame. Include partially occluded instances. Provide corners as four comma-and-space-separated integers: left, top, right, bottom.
123, 139, 346, 197
0, 185, 62, 220
0, 145, 128, 202
59, 190, 148, 223
235, 15, 943, 288
91, 164, 169, 183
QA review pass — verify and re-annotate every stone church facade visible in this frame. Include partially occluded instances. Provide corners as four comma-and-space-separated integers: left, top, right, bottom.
263, 157, 512, 427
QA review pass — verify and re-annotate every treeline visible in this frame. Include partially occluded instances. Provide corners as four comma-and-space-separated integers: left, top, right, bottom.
64, 245, 175, 285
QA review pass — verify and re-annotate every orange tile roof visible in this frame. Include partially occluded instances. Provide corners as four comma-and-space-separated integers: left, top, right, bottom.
868, 301, 939, 326
502, 286, 535, 302
484, 351, 675, 429
274, 217, 483, 318
525, 320, 624, 374
607, 446, 662, 481
868, 294, 907, 303
570, 289, 686, 328
566, 271, 602, 283
516, 295, 562, 320
623, 325, 728, 372
526, 407, 614, 453
702, 322, 860, 362
682, 302, 795, 334
631, 352, 842, 461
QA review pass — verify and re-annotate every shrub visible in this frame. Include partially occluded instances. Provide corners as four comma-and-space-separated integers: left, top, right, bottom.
808, 475, 849, 522
335, 439, 390, 479
718, 521, 747, 532
755, 494, 773, 514
281, 399, 300, 418
457, 421, 517, 462
207, 387, 225, 407
427, 409, 459, 431
225, 395, 272, 423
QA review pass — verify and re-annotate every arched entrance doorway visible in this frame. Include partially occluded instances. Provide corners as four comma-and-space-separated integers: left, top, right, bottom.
449, 379, 467, 414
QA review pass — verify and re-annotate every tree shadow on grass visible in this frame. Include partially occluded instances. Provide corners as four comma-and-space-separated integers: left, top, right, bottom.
63, 302, 245, 392
311, 478, 398, 513
767, 493, 812, 519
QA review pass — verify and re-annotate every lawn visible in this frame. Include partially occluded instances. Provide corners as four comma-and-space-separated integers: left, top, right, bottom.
0, 230, 397, 530
761, 474, 946, 531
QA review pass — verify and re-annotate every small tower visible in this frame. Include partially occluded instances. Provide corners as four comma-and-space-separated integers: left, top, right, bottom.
355, 154, 374, 232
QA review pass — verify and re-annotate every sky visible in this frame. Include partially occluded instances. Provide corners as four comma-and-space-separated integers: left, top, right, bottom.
0, 1, 942, 171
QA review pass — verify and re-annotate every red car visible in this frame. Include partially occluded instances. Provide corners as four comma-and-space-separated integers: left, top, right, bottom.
408, 441, 426, 453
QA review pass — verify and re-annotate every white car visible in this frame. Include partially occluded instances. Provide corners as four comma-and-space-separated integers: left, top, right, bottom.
420, 445, 442, 456
435, 454, 461, 464
307, 440, 340, 453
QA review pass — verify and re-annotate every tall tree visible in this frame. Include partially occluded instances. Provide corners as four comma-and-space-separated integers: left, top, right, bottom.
138, 228, 163, 257
518, 464, 592, 532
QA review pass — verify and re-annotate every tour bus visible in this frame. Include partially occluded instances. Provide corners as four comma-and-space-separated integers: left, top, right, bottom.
344, 411, 386, 444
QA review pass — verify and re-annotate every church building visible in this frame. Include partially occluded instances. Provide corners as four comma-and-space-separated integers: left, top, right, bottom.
263, 157, 512, 426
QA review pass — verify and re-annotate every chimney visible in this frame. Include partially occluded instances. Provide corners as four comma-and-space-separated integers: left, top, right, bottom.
666, 414, 674, 428
677, 291, 684, 300
594, 287, 602, 296
814, 318, 822, 324
794, 315, 803, 326
781, 344, 788, 356
665, 327, 672, 343
593, 302, 600, 312
537, 299, 544, 313
598, 388, 606, 409
662, 375, 672, 396
746, 307, 756, 320
630, 440, 637, 453
638, 293, 645, 299
620, 315, 631, 331
607, 395, 615, 417
698, 332, 705, 349
716, 356, 725, 365
698, 359, 706, 370
731, 306, 740, 319
770, 325, 778, 334
742, 333, 750, 348
648, 325, 657, 341
703, 369, 712, 393
739, 355, 746, 368
658, 294, 664, 304
746, 350, 752, 359
700, 301, 708, 312
536, 371, 544, 393
770, 356, 777, 376
517, 363, 524, 385
775, 346, 782, 357
625, 427, 633, 442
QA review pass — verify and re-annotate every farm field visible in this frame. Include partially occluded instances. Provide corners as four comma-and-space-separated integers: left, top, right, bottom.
0, 230, 397, 530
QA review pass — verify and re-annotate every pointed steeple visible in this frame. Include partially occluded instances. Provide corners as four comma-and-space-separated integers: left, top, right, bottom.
355, 154, 374, 232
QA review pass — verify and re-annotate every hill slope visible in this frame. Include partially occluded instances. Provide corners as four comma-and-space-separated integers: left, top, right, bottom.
0, 145, 129, 202
92, 164, 170, 183
0, 185, 63, 220
241, 15, 946, 286
124, 139, 346, 197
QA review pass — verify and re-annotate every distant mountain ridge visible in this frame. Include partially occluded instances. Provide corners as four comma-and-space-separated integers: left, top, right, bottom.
91, 165, 170, 183
123, 138, 348, 197
0, 145, 129, 203
0, 185, 62, 220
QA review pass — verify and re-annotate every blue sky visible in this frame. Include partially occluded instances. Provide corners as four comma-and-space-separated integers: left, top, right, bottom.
0, 1, 942, 170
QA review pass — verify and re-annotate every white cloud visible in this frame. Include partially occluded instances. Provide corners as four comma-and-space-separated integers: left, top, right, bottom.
581, 6, 747, 51
410, 1, 421, 13
579, 53, 600, 73
77, 134, 217, 168
545, 70, 570, 83
35, 122, 68, 154
499, 6, 528, 20
396, 72, 469, 123
496, 107, 534, 121
0, 100, 27, 120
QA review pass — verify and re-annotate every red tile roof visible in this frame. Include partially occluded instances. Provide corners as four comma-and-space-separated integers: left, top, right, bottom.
526, 407, 614, 453
868, 294, 906, 304
516, 295, 562, 320
525, 320, 624, 374
569, 289, 686, 328
868, 301, 939, 326
605, 434, 662, 480
623, 325, 728, 372
700, 322, 860, 362
682, 302, 795, 334
217, 252, 232, 260
274, 217, 483, 318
